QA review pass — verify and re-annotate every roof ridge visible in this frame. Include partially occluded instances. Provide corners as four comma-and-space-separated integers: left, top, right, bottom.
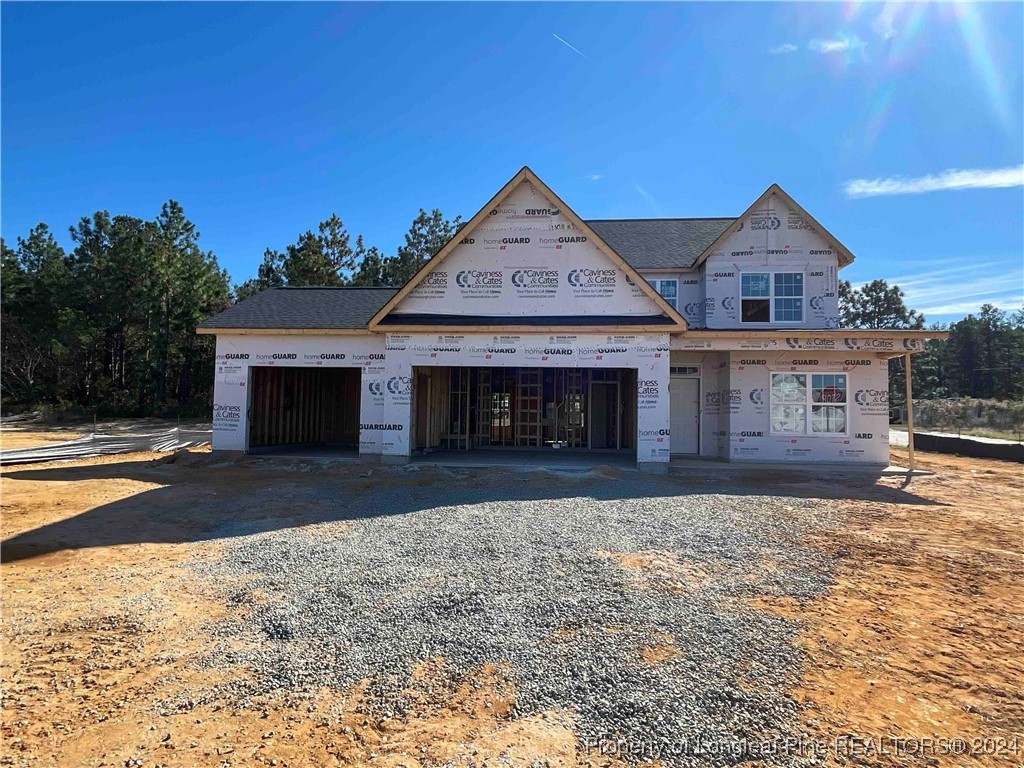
586, 216, 736, 222
274, 286, 398, 291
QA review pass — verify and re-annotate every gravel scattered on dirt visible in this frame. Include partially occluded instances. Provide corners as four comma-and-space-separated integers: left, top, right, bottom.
190, 466, 841, 765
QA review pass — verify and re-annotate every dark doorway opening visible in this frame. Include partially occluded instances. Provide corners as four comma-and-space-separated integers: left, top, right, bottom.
249, 367, 360, 451
589, 381, 620, 449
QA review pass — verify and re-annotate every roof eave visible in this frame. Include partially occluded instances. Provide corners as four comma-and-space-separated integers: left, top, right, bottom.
197, 327, 373, 336
687, 329, 948, 339
374, 323, 682, 333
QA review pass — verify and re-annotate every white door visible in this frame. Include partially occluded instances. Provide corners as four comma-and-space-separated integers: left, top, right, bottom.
670, 376, 700, 454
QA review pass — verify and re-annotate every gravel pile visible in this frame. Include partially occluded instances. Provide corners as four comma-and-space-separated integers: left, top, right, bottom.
191, 465, 840, 766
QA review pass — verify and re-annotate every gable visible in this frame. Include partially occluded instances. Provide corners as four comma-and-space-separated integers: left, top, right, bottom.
369, 167, 686, 330
705, 192, 841, 267
694, 185, 854, 269
389, 181, 668, 318
702, 191, 841, 329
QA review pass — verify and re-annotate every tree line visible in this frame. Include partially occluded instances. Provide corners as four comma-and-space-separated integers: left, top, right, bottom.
1, 200, 1020, 417
234, 209, 463, 299
839, 279, 1024, 403
1, 204, 461, 416
2, 204, 230, 416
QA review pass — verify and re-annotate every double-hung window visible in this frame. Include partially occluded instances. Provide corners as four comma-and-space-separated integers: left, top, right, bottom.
649, 278, 678, 310
741, 272, 803, 323
770, 372, 848, 434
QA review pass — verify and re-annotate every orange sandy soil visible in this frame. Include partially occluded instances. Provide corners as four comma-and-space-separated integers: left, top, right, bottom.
762, 448, 1024, 766
1, 445, 1021, 767
0, 428, 84, 450
0, 450, 621, 768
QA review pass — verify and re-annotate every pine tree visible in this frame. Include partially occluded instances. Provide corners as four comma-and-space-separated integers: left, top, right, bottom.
381, 209, 462, 286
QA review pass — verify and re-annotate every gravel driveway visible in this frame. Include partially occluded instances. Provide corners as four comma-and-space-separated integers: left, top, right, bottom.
192, 463, 840, 766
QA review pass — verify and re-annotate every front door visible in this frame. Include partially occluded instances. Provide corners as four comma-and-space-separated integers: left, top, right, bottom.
670, 376, 700, 454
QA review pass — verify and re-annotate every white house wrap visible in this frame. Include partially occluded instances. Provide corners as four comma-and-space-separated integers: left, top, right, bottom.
199, 167, 942, 469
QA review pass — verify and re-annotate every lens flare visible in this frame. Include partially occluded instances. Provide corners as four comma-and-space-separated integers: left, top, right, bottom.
863, 81, 896, 150
950, 2, 1013, 132
882, 2, 928, 69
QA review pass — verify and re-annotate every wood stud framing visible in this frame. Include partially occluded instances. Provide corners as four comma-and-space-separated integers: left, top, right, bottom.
249, 367, 360, 449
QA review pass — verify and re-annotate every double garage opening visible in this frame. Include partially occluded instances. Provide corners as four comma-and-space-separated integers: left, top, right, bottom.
245, 364, 639, 461
248, 366, 361, 453
411, 366, 637, 458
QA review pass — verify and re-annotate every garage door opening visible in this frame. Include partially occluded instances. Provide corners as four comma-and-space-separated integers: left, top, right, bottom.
411, 366, 636, 461
248, 367, 360, 453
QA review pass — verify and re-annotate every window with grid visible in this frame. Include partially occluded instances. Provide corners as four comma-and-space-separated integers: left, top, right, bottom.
774, 273, 803, 322
770, 372, 847, 434
741, 272, 803, 323
566, 393, 583, 426
650, 279, 678, 309
741, 274, 770, 322
491, 393, 510, 428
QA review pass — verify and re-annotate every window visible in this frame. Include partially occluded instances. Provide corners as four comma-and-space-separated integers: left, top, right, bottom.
741, 274, 770, 323
770, 372, 847, 434
649, 279, 678, 310
490, 393, 510, 428
774, 273, 803, 322
566, 393, 583, 426
810, 373, 847, 433
741, 272, 804, 323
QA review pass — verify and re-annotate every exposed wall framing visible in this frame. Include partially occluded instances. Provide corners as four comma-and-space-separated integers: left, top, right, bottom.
409, 366, 635, 452
412, 366, 451, 451
249, 366, 360, 449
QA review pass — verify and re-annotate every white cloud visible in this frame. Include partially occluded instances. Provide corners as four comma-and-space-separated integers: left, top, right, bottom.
912, 295, 1024, 316
886, 261, 1003, 289
586, 173, 603, 182
876, 264, 1023, 317
809, 34, 866, 54
873, 9, 898, 41
769, 43, 798, 54
845, 165, 1024, 198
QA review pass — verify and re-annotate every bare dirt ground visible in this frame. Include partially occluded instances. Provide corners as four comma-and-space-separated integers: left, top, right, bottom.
0, 428, 85, 451
782, 448, 1024, 766
0, 450, 597, 768
1, 445, 1021, 767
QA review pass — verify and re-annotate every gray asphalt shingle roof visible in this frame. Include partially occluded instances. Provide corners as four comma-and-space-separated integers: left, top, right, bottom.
585, 218, 735, 270
199, 287, 398, 330
201, 219, 735, 330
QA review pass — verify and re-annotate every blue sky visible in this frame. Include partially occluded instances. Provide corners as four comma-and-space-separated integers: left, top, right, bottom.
3, 2, 1022, 323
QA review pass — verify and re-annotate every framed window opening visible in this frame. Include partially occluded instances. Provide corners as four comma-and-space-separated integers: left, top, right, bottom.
769, 372, 848, 435
741, 272, 804, 323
